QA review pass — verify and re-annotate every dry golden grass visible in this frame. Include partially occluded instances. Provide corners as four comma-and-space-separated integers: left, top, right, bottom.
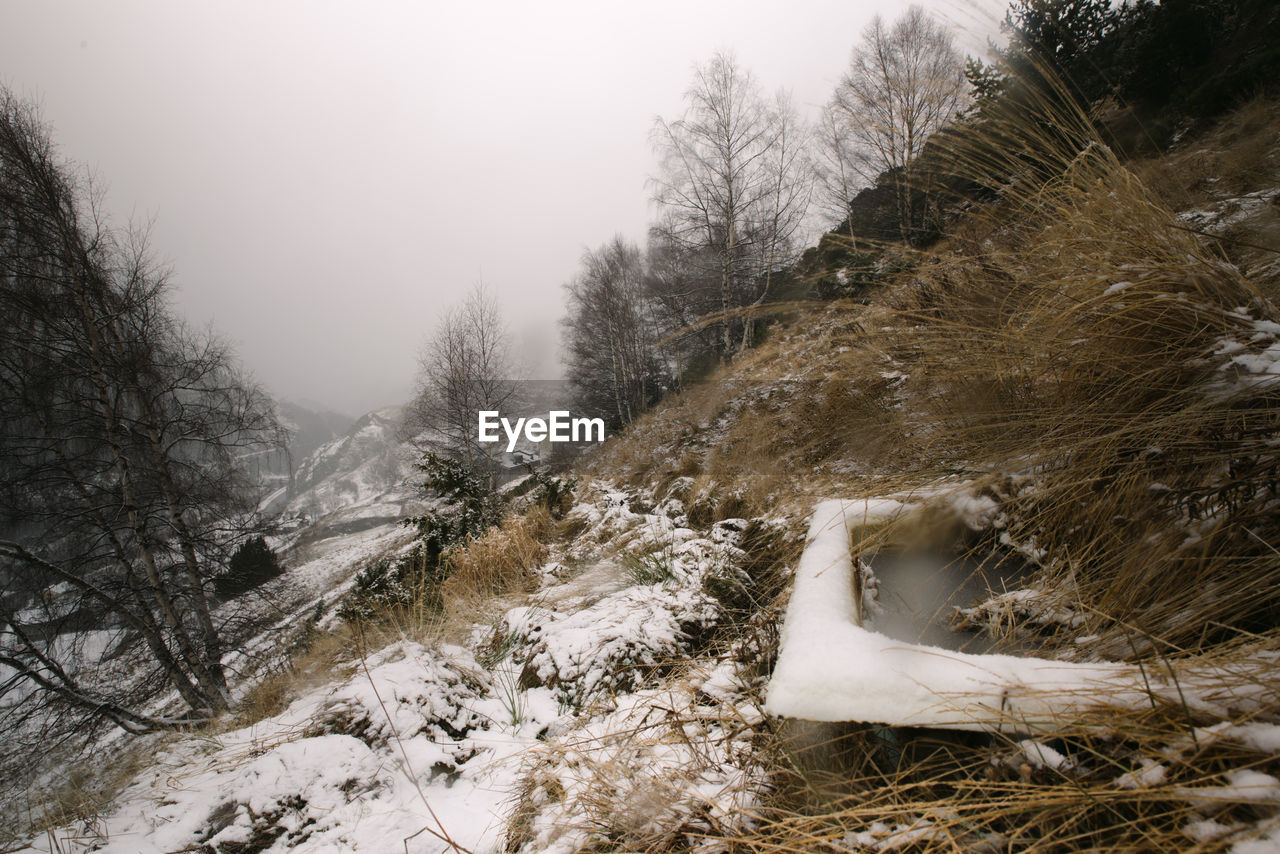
229, 626, 365, 729
566, 65, 1280, 853
504, 664, 772, 854
14, 742, 155, 851
584, 298, 952, 526
1130, 103, 1280, 218
1130, 95, 1280, 269
438, 507, 551, 620
734, 665, 1280, 852
1217, 103, 1280, 193
889, 106, 1280, 652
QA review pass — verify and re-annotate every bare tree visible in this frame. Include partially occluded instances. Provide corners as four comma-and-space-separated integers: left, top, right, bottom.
738, 91, 812, 349
642, 233, 721, 386
0, 89, 286, 736
407, 283, 516, 488
651, 52, 811, 358
814, 103, 862, 239
562, 237, 666, 428
825, 6, 965, 242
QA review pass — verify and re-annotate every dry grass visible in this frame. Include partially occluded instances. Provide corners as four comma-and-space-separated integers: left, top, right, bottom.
14, 743, 155, 852
1132, 95, 1280, 206
734, 667, 1280, 852
229, 626, 364, 728
1129, 94, 1280, 300
438, 508, 551, 620
885, 92, 1280, 653
584, 299, 947, 522
504, 665, 771, 854
564, 65, 1280, 852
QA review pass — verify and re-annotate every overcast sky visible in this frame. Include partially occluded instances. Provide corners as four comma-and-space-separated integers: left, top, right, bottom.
0, 0, 1002, 416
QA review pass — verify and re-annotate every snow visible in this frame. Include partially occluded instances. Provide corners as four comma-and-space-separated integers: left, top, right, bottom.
220, 522, 416, 687
943, 490, 1002, 530
509, 664, 765, 854
1115, 758, 1167, 789
1185, 818, 1242, 843
23, 474, 1278, 851
1233, 819, 1280, 854
19, 483, 766, 854
493, 511, 745, 709
23, 640, 551, 854
1179, 770, 1280, 808
1017, 739, 1073, 773
959, 588, 1085, 631
1230, 723, 1280, 753
1178, 188, 1280, 237
498, 581, 719, 708
843, 817, 944, 851
1203, 310, 1280, 401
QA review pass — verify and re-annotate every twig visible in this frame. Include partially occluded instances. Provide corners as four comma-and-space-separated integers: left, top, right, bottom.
355, 630, 472, 854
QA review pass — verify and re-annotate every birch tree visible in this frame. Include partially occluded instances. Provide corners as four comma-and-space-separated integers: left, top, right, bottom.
825, 6, 965, 243
0, 89, 285, 732
407, 283, 516, 489
814, 104, 862, 239
651, 52, 811, 358
739, 91, 811, 349
562, 237, 663, 428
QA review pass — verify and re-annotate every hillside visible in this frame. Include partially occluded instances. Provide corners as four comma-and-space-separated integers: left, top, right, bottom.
269, 406, 418, 529
12, 93, 1280, 854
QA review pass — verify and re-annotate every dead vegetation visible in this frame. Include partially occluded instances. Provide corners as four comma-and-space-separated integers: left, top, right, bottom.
560, 79, 1280, 852
1131, 95, 1280, 210
229, 627, 365, 729
438, 507, 552, 620
736, 655, 1280, 852
13, 746, 155, 853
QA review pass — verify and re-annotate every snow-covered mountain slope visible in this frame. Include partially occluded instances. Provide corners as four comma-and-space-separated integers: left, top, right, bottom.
17, 484, 771, 854
276, 399, 356, 470
262, 406, 422, 535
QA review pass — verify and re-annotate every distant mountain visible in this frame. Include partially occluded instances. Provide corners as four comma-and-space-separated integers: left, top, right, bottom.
262, 405, 421, 535
266, 387, 590, 537
277, 400, 357, 469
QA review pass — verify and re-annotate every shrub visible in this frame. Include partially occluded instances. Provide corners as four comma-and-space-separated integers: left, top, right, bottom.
336, 546, 441, 624
214, 536, 283, 598
402, 451, 504, 562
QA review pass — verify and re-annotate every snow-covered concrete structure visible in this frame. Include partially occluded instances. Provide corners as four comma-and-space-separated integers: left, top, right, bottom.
764, 499, 1268, 732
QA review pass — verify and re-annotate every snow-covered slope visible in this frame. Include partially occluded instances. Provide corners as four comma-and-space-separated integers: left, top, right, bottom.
276, 399, 356, 471
18, 484, 769, 854
262, 406, 421, 534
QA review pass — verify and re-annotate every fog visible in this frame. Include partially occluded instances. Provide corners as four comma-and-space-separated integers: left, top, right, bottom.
0, 1, 1000, 416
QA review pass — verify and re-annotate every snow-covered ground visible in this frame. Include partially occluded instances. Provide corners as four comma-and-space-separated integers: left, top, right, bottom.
16, 479, 1280, 852
17, 484, 771, 853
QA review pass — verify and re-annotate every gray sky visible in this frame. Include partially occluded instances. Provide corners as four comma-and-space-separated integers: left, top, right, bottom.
0, 0, 1002, 416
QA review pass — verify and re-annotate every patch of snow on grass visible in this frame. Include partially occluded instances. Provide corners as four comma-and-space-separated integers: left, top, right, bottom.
23, 638, 557, 852
508, 665, 766, 854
